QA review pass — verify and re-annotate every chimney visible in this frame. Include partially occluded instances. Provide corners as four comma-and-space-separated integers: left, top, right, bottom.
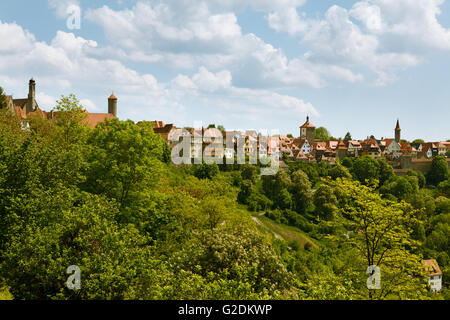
26, 78, 36, 114
108, 93, 117, 117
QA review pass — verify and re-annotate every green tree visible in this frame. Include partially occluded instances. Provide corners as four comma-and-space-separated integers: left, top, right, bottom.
0, 86, 7, 109
237, 179, 255, 204
84, 119, 163, 210
170, 229, 298, 299
377, 158, 394, 185
0, 189, 165, 300
329, 163, 352, 180
406, 170, 426, 188
262, 170, 292, 202
240, 164, 258, 184
193, 162, 220, 180
329, 179, 428, 299
351, 156, 380, 185
344, 132, 352, 143
380, 176, 418, 200
290, 169, 313, 213
314, 184, 338, 220
426, 155, 449, 186
315, 127, 330, 141
412, 139, 425, 144
437, 178, 450, 197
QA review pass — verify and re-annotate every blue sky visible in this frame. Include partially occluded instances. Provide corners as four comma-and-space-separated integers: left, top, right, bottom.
0, 0, 449, 141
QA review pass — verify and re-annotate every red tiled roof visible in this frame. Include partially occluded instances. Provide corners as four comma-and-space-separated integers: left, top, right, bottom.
300, 117, 315, 128
423, 259, 442, 276
337, 140, 347, 150
384, 138, 394, 146
84, 113, 116, 128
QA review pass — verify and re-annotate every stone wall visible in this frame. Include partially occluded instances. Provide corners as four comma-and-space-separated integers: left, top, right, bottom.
400, 157, 450, 173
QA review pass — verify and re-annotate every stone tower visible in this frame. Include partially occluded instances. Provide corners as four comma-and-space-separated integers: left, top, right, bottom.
395, 119, 401, 143
108, 93, 118, 117
337, 140, 348, 161
300, 116, 316, 142
26, 78, 36, 114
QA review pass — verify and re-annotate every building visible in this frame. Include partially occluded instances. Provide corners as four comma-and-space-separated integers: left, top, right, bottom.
395, 119, 401, 143
422, 259, 443, 292
300, 116, 315, 142
3, 79, 117, 129
336, 140, 348, 161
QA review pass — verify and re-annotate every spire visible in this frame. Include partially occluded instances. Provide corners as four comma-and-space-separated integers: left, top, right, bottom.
395, 119, 401, 143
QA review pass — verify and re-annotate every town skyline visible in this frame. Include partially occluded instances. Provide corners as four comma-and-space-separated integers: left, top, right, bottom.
0, 0, 449, 142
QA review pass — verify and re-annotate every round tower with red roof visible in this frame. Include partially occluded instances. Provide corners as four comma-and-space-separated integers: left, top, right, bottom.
108, 93, 118, 117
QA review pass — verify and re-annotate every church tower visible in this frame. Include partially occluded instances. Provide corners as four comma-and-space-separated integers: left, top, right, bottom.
300, 116, 316, 142
26, 78, 36, 114
395, 119, 401, 143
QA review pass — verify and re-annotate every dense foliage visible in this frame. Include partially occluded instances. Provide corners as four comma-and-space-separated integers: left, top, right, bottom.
0, 95, 448, 300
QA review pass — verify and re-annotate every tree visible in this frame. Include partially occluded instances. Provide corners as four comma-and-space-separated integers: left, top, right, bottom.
377, 158, 394, 186
329, 163, 352, 180
413, 139, 425, 144
200, 195, 232, 230
437, 178, 450, 197
262, 170, 292, 202
329, 179, 428, 299
0, 86, 7, 109
351, 156, 380, 184
406, 170, 426, 188
290, 169, 313, 213
237, 179, 255, 204
217, 125, 225, 132
193, 162, 220, 180
344, 132, 352, 143
287, 134, 294, 138
315, 127, 330, 141
0, 189, 165, 300
170, 229, 298, 299
84, 119, 163, 210
314, 184, 338, 220
277, 188, 293, 210
380, 176, 417, 200
426, 155, 449, 186
240, 164, 258, 184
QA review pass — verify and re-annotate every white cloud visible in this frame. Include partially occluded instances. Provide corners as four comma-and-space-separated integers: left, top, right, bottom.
268, 7, 308, 35
36, 93, 57, 109
0, 19, 318, 127
84, 1, 363, 89
48, 0, 80, 19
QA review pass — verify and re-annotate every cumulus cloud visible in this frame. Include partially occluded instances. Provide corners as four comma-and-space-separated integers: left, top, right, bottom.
48, 0, 80, 19
0, 19, 318, 127
83, 1, 366, 89
264, 0, 450, 85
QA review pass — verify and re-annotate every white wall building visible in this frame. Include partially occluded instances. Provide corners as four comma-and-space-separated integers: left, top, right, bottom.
423, 259, 443, 293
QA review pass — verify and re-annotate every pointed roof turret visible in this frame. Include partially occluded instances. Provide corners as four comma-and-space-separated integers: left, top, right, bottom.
300, 116, 315, 128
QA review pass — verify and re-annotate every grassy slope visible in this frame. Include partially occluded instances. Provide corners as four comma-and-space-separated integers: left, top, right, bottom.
254, 215, 319, 250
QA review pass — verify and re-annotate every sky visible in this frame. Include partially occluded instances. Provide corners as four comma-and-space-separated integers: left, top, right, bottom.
0, 0, 449, 141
